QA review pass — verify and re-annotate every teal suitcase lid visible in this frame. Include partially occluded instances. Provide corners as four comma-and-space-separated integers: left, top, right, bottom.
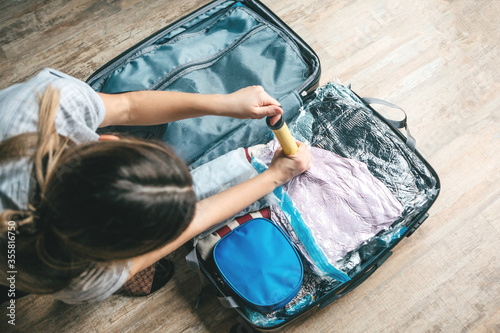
213, 218, 303, 313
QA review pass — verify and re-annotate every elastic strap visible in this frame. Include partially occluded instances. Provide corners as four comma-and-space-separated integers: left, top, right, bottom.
361, 97, 416, 152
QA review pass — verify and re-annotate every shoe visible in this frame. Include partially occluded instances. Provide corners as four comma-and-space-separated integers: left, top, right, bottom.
150, 258, 174, 294
117, 258, 174, 297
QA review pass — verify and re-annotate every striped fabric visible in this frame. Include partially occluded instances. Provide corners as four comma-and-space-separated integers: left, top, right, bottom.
197, 207, 270, 260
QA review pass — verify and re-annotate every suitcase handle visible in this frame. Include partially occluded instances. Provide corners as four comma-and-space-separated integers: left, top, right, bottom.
361, 97, 416, 152
319, 250, 393, 309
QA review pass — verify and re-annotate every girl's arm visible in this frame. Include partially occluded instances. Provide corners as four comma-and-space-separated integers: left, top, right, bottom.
128, 142, 311, 278
98, 86, 283, 128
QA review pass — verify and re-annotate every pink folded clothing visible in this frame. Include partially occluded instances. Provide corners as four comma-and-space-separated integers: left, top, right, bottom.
196, 207, 271, 260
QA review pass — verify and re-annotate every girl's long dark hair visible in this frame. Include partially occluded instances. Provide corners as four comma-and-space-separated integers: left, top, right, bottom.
0, 86, 196, 294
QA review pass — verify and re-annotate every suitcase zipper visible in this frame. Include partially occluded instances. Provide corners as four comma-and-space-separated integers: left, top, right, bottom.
155, 4, 238, 45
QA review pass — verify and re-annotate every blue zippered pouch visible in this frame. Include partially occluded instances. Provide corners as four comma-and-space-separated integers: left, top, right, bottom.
213, 218, 303, 313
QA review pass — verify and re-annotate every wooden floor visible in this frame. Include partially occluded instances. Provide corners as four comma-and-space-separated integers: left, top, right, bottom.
1, 0, 499, 332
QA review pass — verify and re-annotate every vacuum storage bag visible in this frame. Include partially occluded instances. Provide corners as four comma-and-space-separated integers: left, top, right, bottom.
289, 83, 439, 230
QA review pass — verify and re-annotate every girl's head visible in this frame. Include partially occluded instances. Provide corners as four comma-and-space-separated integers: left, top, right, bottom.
40, 137, 196, 260
0, 85, 196, 293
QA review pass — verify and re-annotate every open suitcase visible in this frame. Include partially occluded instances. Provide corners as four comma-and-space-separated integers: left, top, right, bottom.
86, 0, 440, 331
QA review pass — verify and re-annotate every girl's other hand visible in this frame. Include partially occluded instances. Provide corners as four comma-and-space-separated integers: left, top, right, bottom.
267, 142, 312, 186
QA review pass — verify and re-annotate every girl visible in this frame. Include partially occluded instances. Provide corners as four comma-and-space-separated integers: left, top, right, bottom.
0, 69, 311, 303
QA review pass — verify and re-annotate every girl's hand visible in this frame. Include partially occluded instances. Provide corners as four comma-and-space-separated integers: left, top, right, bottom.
220, 85, 283, 120
266, 142, 312, 186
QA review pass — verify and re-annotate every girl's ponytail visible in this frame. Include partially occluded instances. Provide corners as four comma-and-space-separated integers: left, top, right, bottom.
34, 85, 70, 194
